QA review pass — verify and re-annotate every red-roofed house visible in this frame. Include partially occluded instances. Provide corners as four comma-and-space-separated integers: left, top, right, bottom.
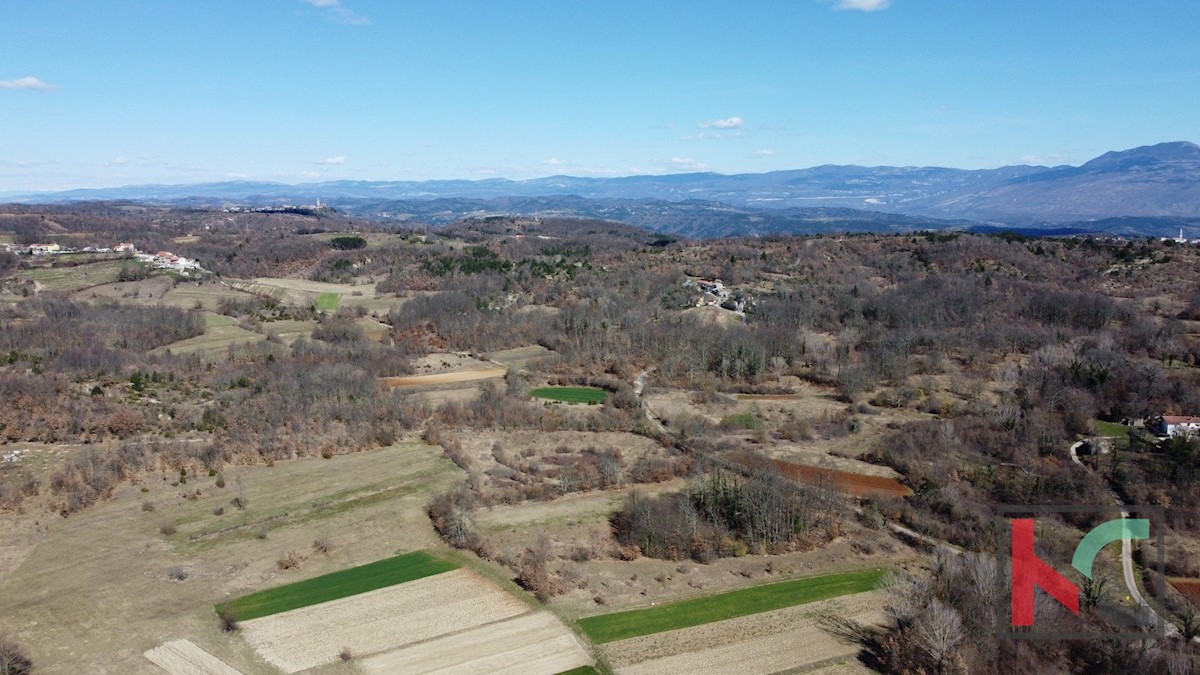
1151, 415, 1200, 438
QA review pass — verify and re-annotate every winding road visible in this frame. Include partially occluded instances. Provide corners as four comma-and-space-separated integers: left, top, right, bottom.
1068, 438, 1183, 639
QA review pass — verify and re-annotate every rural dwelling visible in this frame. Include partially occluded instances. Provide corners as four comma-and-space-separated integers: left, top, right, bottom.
29, 243, 61, 255
1150, 415, 1200, 438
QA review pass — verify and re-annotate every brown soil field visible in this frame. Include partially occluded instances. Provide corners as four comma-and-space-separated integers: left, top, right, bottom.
731, 453, 911, 498
411, 351, 500, 373
1169, 578, 1200, 603
359, 610, 592, 675
381, 368, 506, 388
604, 589, 885, 675
240, 569, 529, 673
143, 640, 244, 675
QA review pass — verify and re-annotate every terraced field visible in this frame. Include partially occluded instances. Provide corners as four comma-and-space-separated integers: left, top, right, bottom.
21, 258, 129, 291
578, 568, 886, 643
152, 312, 264, 355
604, 590, 887, 675
217, 550, 456, 620
530, 386, 608, 404
359, 611, 592, 675
239, 568, 537, 672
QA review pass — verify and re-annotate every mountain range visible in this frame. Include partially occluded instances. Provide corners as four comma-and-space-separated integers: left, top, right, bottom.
8, 142, 1199, 238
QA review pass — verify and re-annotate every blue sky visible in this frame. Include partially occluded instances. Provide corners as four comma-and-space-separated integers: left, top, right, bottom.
1, 0, 1197, 191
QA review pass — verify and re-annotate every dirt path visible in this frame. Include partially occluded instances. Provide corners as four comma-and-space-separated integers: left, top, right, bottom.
381, 368, 506, 388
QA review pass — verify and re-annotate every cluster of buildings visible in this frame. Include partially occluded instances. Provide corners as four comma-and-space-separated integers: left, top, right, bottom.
223, 198, 329, 214
134, 250, 202, 272
4, 241, 203, 274
683, 278, 752, 314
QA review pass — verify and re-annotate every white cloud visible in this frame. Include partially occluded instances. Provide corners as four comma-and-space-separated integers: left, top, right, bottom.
0, 76, 55, 91
299, 0, 370, 25
317, 156, 347, 165
699, 116, 743, 129
669, 157, 709, 171
543, 157, 567, 166
834, 0, 891, 11
754, 149, 776, 157
1019, 154, 1065, 165
111, 156, 128, 166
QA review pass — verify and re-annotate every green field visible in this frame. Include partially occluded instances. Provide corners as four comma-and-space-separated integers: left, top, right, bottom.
1093, 420, 1130, 438
315, 292, 340, 310
530, 386, 607, 404
577, 568, 886, 644
216, 550, 457, 621
721, 412, 762, 430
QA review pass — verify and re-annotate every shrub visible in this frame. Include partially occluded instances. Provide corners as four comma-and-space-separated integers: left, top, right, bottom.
277, 550, 305, 570
217, 606, 239, 632
312, 536, 334, 554
141, 500, 155, 512
339, 647, 353, 662
0, 632, 33, 674
167, 566, 189, 581
159, 521, 177, 536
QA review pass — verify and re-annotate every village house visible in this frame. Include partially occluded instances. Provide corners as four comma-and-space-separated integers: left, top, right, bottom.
29, 243, 62, 255
1150, 415, 1200, 438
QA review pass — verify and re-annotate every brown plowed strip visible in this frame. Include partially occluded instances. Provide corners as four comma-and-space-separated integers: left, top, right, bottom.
1170, 578, 1200, 603
731, 454, 910, 498
381, 368, 506, 388
360, 611, 592, 675
144, 640, 244, 675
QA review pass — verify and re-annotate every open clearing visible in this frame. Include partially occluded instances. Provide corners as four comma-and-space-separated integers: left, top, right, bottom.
239, 568, 530, 673
530, 386, 608, 404
144, 640, 244, 675
21, 258, 130, 292
488, 344, 558, 368
217, 550, 457, 620
0, 440, 461, 672
153, 312, 264, 355
578, 568, 886, 643
314, 292, 339, 310
605, 590, 886, 675
382, 367, 506, 388
74, 278, 257, 310
228, 277, 403, 313
359, 610, 592, 675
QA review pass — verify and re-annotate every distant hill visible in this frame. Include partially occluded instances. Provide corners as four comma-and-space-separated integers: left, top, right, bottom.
925, 142, 1200, 223
8, 142, 1199, 237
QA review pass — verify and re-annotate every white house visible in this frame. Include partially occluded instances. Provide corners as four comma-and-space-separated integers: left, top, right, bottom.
1153, 415, 1200, 438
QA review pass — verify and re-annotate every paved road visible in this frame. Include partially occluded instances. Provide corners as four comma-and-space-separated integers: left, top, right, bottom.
1068, 438, 1183, 639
